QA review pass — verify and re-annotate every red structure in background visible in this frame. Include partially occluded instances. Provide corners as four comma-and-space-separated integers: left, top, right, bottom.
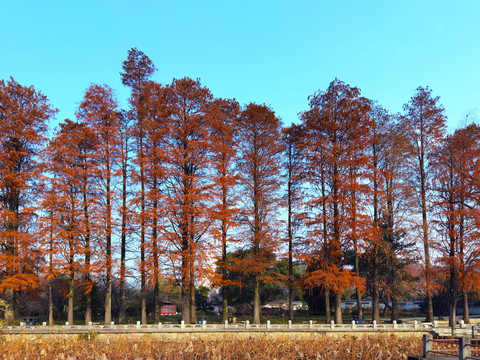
160, 298, 177, 315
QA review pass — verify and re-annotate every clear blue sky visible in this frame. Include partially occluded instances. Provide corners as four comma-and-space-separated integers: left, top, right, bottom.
1, 0, 479, 131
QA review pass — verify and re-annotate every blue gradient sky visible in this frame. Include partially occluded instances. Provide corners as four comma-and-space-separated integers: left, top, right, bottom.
1, 0, 479, 131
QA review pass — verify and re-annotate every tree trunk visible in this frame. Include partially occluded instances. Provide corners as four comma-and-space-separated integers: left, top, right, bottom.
83, 178, 92, 325
68, 271, 74, 325
253, 276, 261, 324
4, 290, 15, 324
354, 243, 362, 316
49, 280, 54, 326
463, 292, 470, 324
372, 246, 380, 323
391, 295, 399, 322
119, 149, 128, 324
181, 252, 191, 324
152, 179, 160, 323
105, 277, 112, 325
222, 286, 228, 323
420, 152, 434, 322
335, 291, 342, 324
325, 289, 331, 323
190, 266, 197, 324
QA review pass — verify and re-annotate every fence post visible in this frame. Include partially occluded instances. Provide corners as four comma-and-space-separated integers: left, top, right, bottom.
288, 320, 292, 329
180, 320, 185, 329
423, 334, 433, 357
136, 321, 141, 330
351, 320, 356, 329
373, 320, 377, 330
245, 320, 249, 329
413, 320, 417, 330
202, 320, 206, 329
460, 320, 465, 329
472, 325, 476, 338
224, 320, 228, 329
393, 320, 397, 330
433, 320, 437, 328
459, 336, 471, 360
330, 320, 334, 330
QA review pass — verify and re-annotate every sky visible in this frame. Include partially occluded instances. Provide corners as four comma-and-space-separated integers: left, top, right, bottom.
1, 0, 480, 132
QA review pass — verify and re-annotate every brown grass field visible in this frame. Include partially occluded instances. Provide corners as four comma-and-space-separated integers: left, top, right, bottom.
0, 332, 426, 359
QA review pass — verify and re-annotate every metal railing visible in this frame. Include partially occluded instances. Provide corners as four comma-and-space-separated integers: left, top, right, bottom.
421, 334, 480, 360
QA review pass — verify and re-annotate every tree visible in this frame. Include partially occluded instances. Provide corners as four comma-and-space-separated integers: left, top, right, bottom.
161, 77, 213, 324
432, 124, 480, 326
118, 110, 131, 324
236, 103, 283, 324
0, 78, 55, 323
47, 119, 87, 324
300, 79, 371, 324
77, 84, 121, 325
282, 125, 304, 321
403, 86, 447, 322
140, 81, 169, 322
121, 48, 156, 325
208, 98, 240, 323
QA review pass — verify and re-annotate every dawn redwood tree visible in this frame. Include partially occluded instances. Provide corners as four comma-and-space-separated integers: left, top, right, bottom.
38, 181, 62, 326
77, 84, 121, 325
47, 119, 87, 325
162, 77, 213, 324
403, 86, 447, 322
208, 98, 240, 323
457, 124, 480, 323
301, 79, 371, 324
236, 103, 283, 324
0, 78, 55, 323
67, 120, 98, 324
282, 124, 304, 321
141, 81, 169, 322
121, 47, 156, 325
432, 125, 480, 326
118, 110, 132, 324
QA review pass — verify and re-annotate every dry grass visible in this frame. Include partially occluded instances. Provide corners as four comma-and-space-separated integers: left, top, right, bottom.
0, 333, 424, 359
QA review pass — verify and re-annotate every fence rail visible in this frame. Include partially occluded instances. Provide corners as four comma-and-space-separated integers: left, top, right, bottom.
411, 334, 480, 360
1, 320, 478, 335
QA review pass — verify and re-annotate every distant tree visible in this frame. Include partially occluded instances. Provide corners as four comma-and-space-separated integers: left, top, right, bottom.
403, 86, 447, 322
77, 84, 121, 325
207, 98, 240, 323
282, 124, 305, 321
0, 78, 56, 324
121, 47, 156, 325
236, 103, 283, 324
118, 110, 132, 324
300, 79, 371, 324
47, 120, 87, 325
161, 78, 213, 324
140, 81, 169, 322
432, 124, 480, 326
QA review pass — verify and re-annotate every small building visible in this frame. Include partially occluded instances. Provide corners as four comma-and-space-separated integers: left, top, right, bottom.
160, 298, 177, 315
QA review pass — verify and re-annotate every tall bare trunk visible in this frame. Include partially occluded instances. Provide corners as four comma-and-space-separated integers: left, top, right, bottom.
420, 151, 434, 322
48, 280, 54, 326
325, 289, 331, 323
119, 137, 128, 324
83, 176, 92, 325
253, 276, 261, 324
68, 270, 74, 325
335, 291, 342, 324
463, 292, 470, 324
4, 290, 15, 324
